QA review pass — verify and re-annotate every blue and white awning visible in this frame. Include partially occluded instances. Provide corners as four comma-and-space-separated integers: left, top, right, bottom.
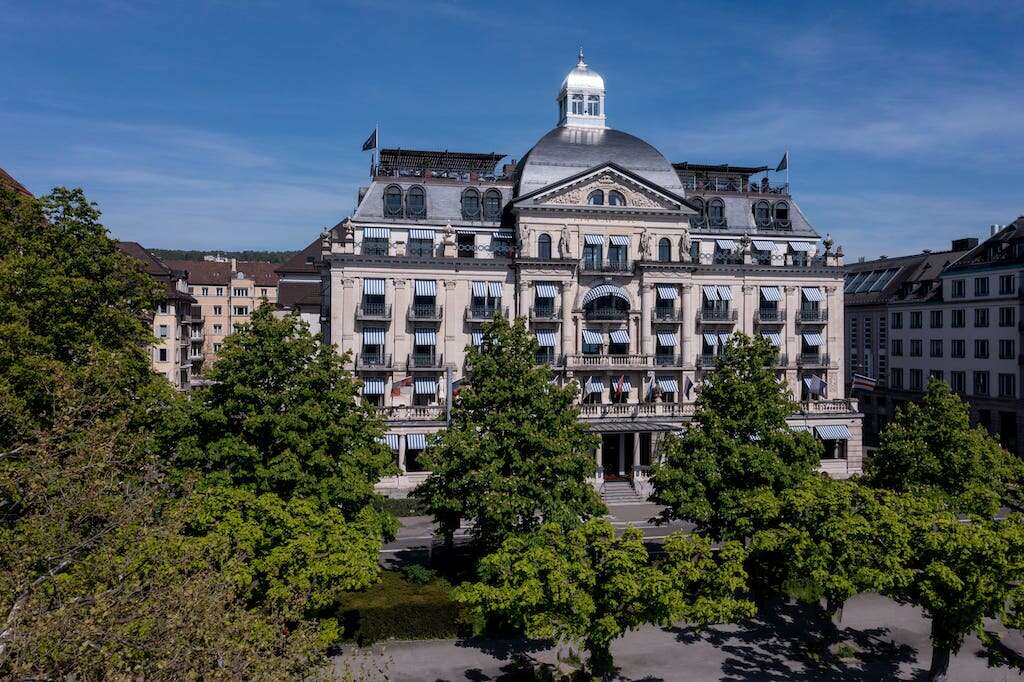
584, 234, 604, 245
582, 329, 603, 345
609, 235, 630, 246
656, 332, 677, 347
414, 329, 437, 345
611, 377, 632, 392
791, 424, 812, 433
414, 279, 437, 297
761, 332, 782, 347
609, 329, 630, 344
789, 241, 815, 252
656, 377, 679, 393
815, 424, 851, 440
703, 333, 720, 346
406, 433, 427, 450
535, 331, 556, 347
801, 287, 824, 302
702, 285, 720, 301
383, 433, 400, 451
718, 333, 732, 346
715, 239, 738, 250
716, 286, 733, 301
535, 282, 557, 298
488, 282, 503, 298
413, 378, 437, 395
802, 332, 824, 346
495, 230, 513, 240
363, 278, 385, 295
362, 377, 385, 395
656, 285, 677, 300
472, 281, 487, 297
760, 286, 782, 302
363, 227, 390, 239
582, 285, 629, 306
471, 331, 484, 346
585, 376, 605, 394
362, 328, 385, 345
752, 239, 777, 252
409, 229, 434, 240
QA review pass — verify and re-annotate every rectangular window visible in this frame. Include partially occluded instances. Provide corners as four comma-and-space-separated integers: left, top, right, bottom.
363, 236, 389, 256
158, 348, 167, 362
974, 308, 989, 327
951, 309, 965, 328
233, 287, 248, 297
909, 369, 923, 391
216, 287, 223, 296
975, 339, 989, 358
950, 371, 966, 394
409, 238, 433, 257
583, 243, 602, 270
457, 233, 476, 258
201, 287, 209, 296
974, 277, 989, 296
999, 274, 1015, 295
999, 373, 1017, 399
929, 310, 942, 328
951, 339, 965, 358
213, 305, 223, 316
951, 279, 965, 298
910, 339, 922, 357
158, 324, 168, 338
929, 369, 944, 382
890, 367, 904, 389
929, 339, 943, 357
891, 339, 903, 356
157, 302, 168, 314
213, 324, 223, 334
974, 371, 990, 396
999, 306, 1015, 327
910, 311, 922, 329
999, 339, 1015, 359
891, 312, 903, 329
233, 306, 249, 316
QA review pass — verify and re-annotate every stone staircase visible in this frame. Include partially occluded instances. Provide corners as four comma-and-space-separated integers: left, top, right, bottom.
600, 479, 646, 505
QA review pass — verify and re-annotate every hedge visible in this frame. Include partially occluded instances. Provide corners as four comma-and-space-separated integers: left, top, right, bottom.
373, 496, 428, 518
340, 570, 464, 644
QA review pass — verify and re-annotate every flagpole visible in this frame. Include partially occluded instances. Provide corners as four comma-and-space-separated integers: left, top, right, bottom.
786, 148, 790, 192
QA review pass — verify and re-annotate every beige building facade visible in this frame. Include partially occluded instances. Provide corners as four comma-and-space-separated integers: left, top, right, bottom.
321, 54, 862, 496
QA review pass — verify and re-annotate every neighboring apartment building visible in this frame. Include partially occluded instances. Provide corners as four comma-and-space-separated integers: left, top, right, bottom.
317, 54, 862, 496
276, 238, 323, 337
164, 258, 279, 372
116, 242, 196, 390
844, 219, 1024, 457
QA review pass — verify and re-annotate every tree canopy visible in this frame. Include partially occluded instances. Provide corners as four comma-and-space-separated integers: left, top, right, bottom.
414, 315, 603, 549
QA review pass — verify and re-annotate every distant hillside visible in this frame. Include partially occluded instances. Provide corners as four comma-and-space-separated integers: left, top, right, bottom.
150, 249, 298, 264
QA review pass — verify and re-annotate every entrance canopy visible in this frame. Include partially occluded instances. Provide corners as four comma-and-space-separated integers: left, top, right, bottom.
582, 284, 629, 306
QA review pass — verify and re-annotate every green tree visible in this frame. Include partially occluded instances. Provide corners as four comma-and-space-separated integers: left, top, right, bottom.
651, 334, 822, 541
455, 519, 754, 677
865, 379, 1023, 517
414, 315, 603, 550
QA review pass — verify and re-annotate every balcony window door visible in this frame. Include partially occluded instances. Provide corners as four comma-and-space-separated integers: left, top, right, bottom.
607, 236, 629, 270
702, 286, 731, 317
583, 293, 629, 321
583, 377, 604, 404
800, 287, 823, 318
609, 376, 631, 404
608, 329, 630, 355
759, 286, 782, 318
801, 332, 823, 360
535, 331, 556, 364
413, 329, 436, 367
582, 330, 603, 356
362, 227, 390, 256
413, 280, 437, 318
655, 331, 677, 365
583, 238, 603, 270
457, 232, 476, 258
362, 278, 385, 316
534, 282, 557, 317
655, 286, 676, 320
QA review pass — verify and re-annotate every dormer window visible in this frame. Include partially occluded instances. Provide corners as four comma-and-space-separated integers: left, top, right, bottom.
461, 189, 481, 220
608, 190, 625, 206
690, 197, 707, 227
753, 200, 770, 228
586, 95, 601, 116
708, 198, 726, 227
773, 201, 791, 228
383, 185, 403, 217
572, 94, 585, 115
483, 189, 502, 221
406, 186, 425, 218
587, 190, 604, 206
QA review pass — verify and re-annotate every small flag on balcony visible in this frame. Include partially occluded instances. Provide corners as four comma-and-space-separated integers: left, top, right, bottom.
614, 375, 626, 396
807, 375, 828, 398
851, 374, 878, 392
361, 128, 378, 151
775, 151, 788, 172
391, 375, 412, 397
683, 376, 694, 400
450, 377, 464, 397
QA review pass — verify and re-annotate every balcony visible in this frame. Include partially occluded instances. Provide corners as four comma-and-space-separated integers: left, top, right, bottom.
797, 352, 830, 367
408, 352, 444, 370
772, 354, 789, 367
530, 305, 561, 322
584, 308, 629, 321
798, 399, 858, 415
465, 305, 508, 322
376, 405, 445, 422
357, 352, 392, 370
566, 353, 652, 369
188, 350, 204, 361
190, 329, 204, 340
578, 402, 696, 419
712, 254, 744, 265
653, 307, 683, 322
798, 308, 828, 323
654, 353, 685, 367
698, 354, 721, 368
755, 308, 786, 324
698, 308, 738, 323
581, 258, 632, 274
408, 303, 443, 322
535, 352, 561, 366
356, 303, 392, 321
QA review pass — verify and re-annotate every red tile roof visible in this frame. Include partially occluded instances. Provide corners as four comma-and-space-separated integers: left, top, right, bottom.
0, 167, 31, 197
164, 259, 280, 286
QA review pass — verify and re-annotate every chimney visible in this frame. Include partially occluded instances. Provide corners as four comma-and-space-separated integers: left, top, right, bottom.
951, 237, 978, 251
858, 256, 865, 263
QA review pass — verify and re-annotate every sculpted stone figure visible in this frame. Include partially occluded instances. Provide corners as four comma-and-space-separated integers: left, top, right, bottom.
680, 230, 691, 262
639, 228, 651, 260
559, 226, 571, 258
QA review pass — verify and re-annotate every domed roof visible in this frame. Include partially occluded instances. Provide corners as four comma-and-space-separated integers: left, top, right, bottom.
561, 50, 604, 92
515, 126, 684, 197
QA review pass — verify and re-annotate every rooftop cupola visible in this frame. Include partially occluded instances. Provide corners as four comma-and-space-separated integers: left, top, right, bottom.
557, 48, 606, 129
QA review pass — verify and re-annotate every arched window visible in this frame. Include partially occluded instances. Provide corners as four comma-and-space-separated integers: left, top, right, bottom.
773, 201, 790, 226
658, 238, 671, 262
383, 185, 403, 217
461, 188, 481, 220
587, 190, 604, 206
571, 94, 585, 115
690, 197, 706, 227
753, 200, 770, 228
586, 95, 601, 116
708, 198, 726, 227
537, 233, 552, 259
483, 189, 502, 221
608, 190, 626, 206
405, 186, 425, 218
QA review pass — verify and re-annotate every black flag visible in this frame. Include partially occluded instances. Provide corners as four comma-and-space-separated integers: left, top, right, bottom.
775, 151, 788, 172
361, 129, 377, 151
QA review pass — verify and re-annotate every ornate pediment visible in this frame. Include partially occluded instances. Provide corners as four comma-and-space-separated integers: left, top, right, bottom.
531, 168, 681, 210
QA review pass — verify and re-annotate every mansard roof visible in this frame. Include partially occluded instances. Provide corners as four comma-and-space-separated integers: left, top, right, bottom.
377, 148, 508, 178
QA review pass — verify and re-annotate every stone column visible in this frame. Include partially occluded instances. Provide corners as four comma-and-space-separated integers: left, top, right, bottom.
741, 284, 755, 336
341, 277, 356, 358
784, 285, 798, 396
640, 283, 654, 355
393, 279, 410, 404
680, 284, 694, 366
618, 433, 625, 476
398, 437, 407, 474
561, 282, 573, 358
443, 279, 458, 369
633, 431, 640, 478
518, 280, 530, 318
328, 269, 345, 353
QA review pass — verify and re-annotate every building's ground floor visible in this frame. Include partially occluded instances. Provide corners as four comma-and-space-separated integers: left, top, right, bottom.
374, 400, 863, 498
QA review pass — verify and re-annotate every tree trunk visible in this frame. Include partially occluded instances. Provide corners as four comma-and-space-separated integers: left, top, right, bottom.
586, 641, 614, 680
824, 597, 844, 625
928, 644, 951, 681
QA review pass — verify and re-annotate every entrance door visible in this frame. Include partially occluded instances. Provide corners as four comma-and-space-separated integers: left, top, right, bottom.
601, 434, 621, 480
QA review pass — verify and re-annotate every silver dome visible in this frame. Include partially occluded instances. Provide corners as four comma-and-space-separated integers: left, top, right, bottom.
515, 126, 684, 197
560, 50, 604, 92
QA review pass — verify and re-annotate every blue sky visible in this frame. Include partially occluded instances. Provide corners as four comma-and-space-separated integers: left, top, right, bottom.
2, 0, 1022, 259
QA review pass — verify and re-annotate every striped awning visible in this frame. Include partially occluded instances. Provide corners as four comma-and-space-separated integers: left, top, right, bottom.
363, 227, 390, 239
495, 230, 513, 240
760, 286, 782, 302
536, 331, 556, 347
702, 285, 720, 301
414, 279, 437, 297
656, 285, 677, 300
717, 286, 733, 301
413, 378, 437, 395
815, 424, 851, 440
585, 376, 605, 394
582, 285, 629, 306
791, 424, 812, 433
789, 241, 815, 252
703, 333, 720, 346
801, 287, 824, 302
584, 234, 604, 245
657, 377, 679, 393
582, 329, 603, 345
715, 239, 738, 250
406, 433, 427, 450
612, 377, 632, 392
472, 281, 487, 297
409, 229, 434, 240
363, 278, 385, 295
362, 377, 385, 395
656, 331, 677, 347
363, 328, 385, 345
718, 333, 732, 346
414, 329, 437, 345
761, 332, 782, 347
383, 433, 400, 451
609, 329, 630, 344
535, 282, 557, 298
752, 239, 777, 252
802, 332, 824, 346
609, 235, 630, 246
488, 282, 503, 298
471, 331, 484, 346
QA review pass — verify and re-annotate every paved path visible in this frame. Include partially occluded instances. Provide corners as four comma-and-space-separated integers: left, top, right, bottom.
335, 593, 1024, 681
